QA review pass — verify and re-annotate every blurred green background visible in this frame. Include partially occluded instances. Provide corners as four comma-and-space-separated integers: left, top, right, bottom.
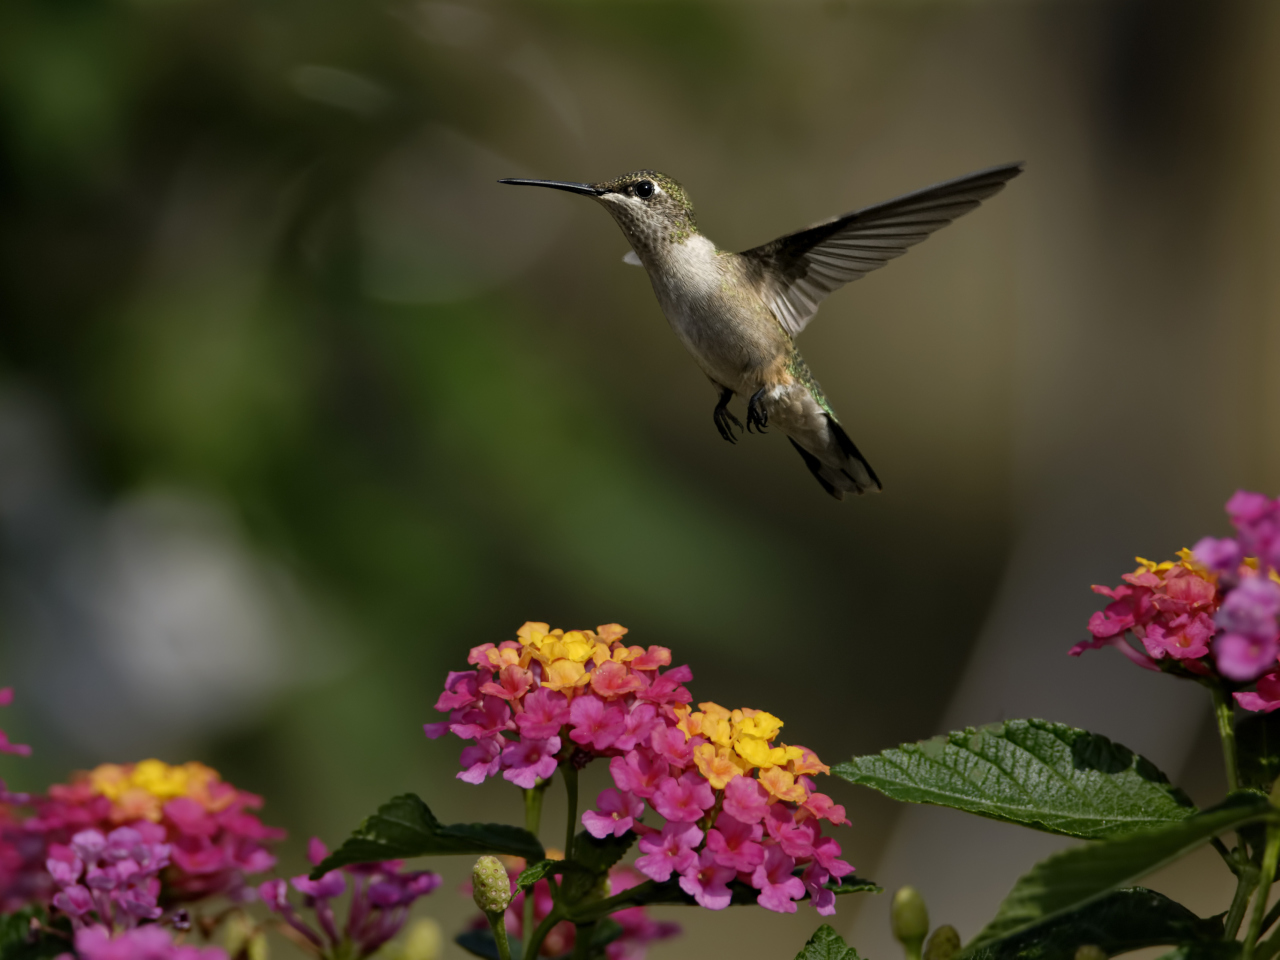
2, 0, 1279, 957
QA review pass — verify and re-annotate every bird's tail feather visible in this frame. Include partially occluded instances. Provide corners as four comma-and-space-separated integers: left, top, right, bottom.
788, 415, 881, 500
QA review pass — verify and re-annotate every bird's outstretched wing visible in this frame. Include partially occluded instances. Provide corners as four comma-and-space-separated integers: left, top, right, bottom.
740, 161, 1024, 336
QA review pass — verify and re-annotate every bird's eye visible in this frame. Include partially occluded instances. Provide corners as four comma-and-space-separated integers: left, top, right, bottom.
634, 180, 654, 199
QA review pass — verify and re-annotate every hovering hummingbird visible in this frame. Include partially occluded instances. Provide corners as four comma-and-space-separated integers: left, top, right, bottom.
499, 162, 1023, 500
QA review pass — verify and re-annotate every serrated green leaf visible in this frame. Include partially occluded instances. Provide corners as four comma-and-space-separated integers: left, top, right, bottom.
558, 831, 636, 906
964, 888, 1222, 960
793, 925, 864, 960
966, 794, 1274, 954
834, 719, 1196, 839
312, 794, 544, 877
566, 873, 879, 923
573, 831, 636, 875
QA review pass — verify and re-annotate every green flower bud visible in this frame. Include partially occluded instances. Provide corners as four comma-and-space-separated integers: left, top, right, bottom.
472, 856, 513, 916
1074, 946, 1106, 960
891, 886, 930, 952
923, 925, 960, 960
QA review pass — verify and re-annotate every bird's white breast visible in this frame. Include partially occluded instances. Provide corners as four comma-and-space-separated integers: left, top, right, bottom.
646, 237, 731, 355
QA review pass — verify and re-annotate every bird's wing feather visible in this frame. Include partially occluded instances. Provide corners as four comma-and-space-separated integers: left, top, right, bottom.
739, 161, 1024, 336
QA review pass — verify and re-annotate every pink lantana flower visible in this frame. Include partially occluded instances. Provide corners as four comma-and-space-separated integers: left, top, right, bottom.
590, 661, 645, 699
649, 727, 693, 767
480, 665, 533, 702
704, 814, 765, 872
501, 737, 561, 789
751, 846, 805, 914
74, 924, 228, 960
581, 789, 644, 839
613, 704, 659, 752
429, 623, 855, 917
802, 861, 838, 917
635, 823, 701, 883
515, 688, 570, 740
1142, 613, 1216, 661
568, 697, 626, 752
435, 672, 481, 712
722, 775, 770, 824
1236, 672, 1280, 713
651, 772, 714, 824
677, 850, 735, 910
457, 739, 503, 784
1217, 634, 1279, 683
608, 752, 669, 800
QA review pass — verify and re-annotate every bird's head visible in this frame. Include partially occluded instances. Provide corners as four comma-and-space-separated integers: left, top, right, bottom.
499, 170, 698, 257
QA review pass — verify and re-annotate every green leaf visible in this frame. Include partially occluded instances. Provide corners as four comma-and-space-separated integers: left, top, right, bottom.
567, 873, 879, 923
793, 925, 865, 960
966, 794, 1274, 954
517, 859, 576, 892
573, 831, 636, 875
964, 888, 1222, 960
1236, 710, 1280, 792
559, 831, 637, 905
0, 909, 71, 960
834, 719, 1196, 840
311, 794, 544, 877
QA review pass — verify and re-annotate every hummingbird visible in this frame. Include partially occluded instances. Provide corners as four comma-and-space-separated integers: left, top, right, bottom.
499, 162, 1023, 500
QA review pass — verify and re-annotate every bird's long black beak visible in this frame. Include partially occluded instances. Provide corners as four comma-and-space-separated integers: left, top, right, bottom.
498, 178, 603, 197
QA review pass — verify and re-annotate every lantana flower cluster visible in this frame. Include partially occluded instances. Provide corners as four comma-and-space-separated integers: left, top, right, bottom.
30, 760, 284, 902
1073, 490, 1280, 708
259, 838, 441, 960
47, 826, 171, 930
467, 859, 679, 960
426, 622, 853, 915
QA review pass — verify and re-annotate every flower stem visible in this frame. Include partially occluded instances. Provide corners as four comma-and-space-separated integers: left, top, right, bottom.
522, 908, 563, 960
523, 784, 548, 946
1229, 868, 1260, 940
1212, 684, 1241, 793
486, 912, 513, 960
1245, 824, 1280, 960
563, 764, 579, 864
570, 923, 596, 960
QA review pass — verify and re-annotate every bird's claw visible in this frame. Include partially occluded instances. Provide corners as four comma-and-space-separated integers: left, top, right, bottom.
714, 407, 743, 443
713, 388, 742, 443
746, 388, 769, 434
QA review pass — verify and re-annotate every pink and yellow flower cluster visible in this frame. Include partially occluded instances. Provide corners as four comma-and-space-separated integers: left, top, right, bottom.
28, 759, 283, 902
426, 622, 853, 915
1073, 490, 1280, 709
1071, 549, 1222, 673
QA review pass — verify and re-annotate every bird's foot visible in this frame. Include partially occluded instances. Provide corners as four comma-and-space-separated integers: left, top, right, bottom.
713, 388, 742, 443
746, 387, 769, 434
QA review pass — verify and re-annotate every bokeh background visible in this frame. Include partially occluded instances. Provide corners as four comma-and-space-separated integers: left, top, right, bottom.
3, 0, 1280, 957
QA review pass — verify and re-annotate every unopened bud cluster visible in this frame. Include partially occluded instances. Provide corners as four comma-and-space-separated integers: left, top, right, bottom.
472, 856, 514, 916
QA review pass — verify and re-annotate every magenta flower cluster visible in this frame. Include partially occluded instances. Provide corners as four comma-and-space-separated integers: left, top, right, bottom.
1193, 491, 1280, 701
258, 838, 441, 960
426, 623, 853, 916
68, 925, 227, 960
47, 827, 169, 930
